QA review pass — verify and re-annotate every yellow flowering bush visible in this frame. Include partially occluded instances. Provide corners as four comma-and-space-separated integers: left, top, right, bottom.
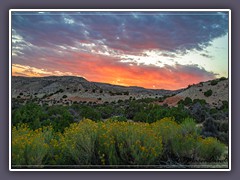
113, 122, 163, 165
171, 135, 197, 161
11, 118, 226, 167
12, 124, 50, 166
47, 132, 66, 165
197, 137, 225, 161
97, 120, 119, 165
150, 118, 226, 163
60, 119, 98, 165
151, 118, 180, 158
171, 118, 200, 160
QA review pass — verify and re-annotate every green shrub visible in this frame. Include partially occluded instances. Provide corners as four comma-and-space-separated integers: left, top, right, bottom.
197, 137, 225, 161
183, 97, 192, 106
78, 106, 101, 121
178, 97, 192, 106
62, 95, 67, 98
133, 111, 148, 122
180, 118, 200, 137
170, 118, 200, 160
210, 80, 218, 86
220, 100, 228, 111
218, 121, 229, 133
193, 99, 206, 105
210, 108, 218, 114
46, 106, 74, 132
204, 89, 213, 97
219, 77, 227, 81
177, 99, 184, 105
12, 103, 46, 129
171, 135, 197, 161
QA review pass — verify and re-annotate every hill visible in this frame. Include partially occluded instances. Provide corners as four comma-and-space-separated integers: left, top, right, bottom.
159, 78, 229, 108
12, 76, 182, 105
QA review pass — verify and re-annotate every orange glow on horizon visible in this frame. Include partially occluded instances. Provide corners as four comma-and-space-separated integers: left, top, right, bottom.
12, 62, 211, 90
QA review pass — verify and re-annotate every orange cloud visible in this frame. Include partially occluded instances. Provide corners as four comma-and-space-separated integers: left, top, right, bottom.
12, 51, 215, 90
61, 53, 215, 89
12, 64, 78, 77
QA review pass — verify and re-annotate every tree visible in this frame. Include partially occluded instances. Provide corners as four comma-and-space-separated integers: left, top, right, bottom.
12, 103, 46, 129
47, 105, 74, 132
204, 90, 213, 97
210, 80, 218, 86
133, 111, 148, 122
79, 106, 101, 121
183, 97, 192, 106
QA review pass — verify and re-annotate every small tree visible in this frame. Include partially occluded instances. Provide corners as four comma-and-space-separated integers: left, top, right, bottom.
219, 77, 227, 81
210, 80, 218, 86
204, 90, 213, 97
183, 97, 192, 106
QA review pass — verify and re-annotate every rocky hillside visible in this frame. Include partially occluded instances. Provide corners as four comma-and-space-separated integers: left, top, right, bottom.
12, 76, 182, 105
160, 78, 229, 108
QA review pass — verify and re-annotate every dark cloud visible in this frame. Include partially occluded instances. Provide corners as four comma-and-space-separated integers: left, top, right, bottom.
200, 53, 213, 59
14, 72, 28, 76
160, 53, 177, 58
12, 11, 229, 55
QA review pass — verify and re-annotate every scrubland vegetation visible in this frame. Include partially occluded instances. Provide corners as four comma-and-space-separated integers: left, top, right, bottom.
11, 97, 228, 168
12, 118, 226, 168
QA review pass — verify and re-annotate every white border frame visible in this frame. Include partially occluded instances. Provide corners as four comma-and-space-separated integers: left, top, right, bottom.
9, 9, 231, 171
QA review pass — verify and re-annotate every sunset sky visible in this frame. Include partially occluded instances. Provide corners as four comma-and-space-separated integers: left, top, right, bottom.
11, 11, 229, 90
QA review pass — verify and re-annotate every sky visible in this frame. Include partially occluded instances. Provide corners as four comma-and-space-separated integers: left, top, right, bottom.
11, 11, 229, 90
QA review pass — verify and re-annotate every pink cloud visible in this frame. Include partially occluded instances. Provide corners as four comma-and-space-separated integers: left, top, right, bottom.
13, 51, 215, 90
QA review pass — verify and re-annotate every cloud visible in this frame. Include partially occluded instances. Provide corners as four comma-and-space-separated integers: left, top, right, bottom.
11, 11, 227, 89
12, 64, 78, 77
12, 50, 216, 90
12, 11, 228, 55
200, 53, 213, 59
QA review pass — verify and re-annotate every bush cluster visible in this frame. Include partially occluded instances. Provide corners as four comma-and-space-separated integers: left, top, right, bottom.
12, 118, 226, 167
12, 101, 192, 131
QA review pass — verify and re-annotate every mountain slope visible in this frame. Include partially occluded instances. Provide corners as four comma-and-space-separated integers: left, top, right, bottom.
12, 76, 182, 105
161, 78, 229, 107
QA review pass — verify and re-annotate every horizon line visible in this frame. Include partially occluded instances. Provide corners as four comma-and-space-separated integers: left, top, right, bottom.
11, 75, 228, 91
